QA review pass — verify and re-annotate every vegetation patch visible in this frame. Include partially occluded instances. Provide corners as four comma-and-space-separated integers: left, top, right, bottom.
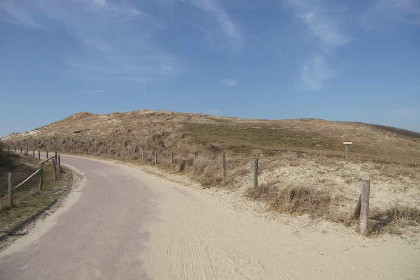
0, 153, 72, 237
246, 184, 331, 218
368, 206, 420, 235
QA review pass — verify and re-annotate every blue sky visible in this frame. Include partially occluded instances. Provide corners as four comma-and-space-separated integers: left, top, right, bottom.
1, 0, 419, 136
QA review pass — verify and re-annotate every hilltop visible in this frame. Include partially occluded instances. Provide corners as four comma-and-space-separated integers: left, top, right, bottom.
2, 109, 420, 164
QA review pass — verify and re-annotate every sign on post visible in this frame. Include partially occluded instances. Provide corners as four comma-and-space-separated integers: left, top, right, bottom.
343, 141, 352, 159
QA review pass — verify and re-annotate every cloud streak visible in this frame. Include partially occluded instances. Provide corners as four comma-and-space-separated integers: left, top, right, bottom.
184, 0, 243, 50
0, 1, 39, 28
287, 0, 350, 90
220, 78, 238, 87
361, 0, 420, 30
300, 56, 333, 91
1, 0, 178, 83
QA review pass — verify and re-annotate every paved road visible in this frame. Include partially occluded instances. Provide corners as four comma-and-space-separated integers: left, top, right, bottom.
0, 155, 156, 279
1, 155, 419, 280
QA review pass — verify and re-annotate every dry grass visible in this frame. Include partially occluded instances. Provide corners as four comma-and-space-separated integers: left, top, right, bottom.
0, 153, 72, 235
246, 184, 331, 218
368, 206, 420, 235
2, 109, 420, 236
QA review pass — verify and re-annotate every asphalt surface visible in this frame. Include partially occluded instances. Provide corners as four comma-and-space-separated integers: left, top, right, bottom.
0, 155, 156, 280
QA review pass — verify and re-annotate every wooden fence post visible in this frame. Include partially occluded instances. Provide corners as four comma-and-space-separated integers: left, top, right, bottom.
193, 152, 197, 164
39, 164, 44, 191
154, 151, 158, 164
46, 150, 49, 159
360, 180, 370, 235
141, 149, 144, 161
8, 173, 13, 207
170, 151, 174, 165
38, 150, 41, 160
52, 158, 58, 181
252, 159, 258, 188
222, 151, 227, 182
58, 155, 61, 169
353, 194, 361, 219
32, 150, 35, 157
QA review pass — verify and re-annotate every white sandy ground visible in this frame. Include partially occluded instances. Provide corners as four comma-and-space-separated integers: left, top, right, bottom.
1, 155, 419, 279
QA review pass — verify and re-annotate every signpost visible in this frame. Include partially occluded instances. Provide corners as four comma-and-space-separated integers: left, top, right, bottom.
343, 141, 352, 159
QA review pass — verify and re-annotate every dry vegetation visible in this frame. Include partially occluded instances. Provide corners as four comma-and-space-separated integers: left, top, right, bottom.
2, 110, 420, 236
0, 145, 72, 237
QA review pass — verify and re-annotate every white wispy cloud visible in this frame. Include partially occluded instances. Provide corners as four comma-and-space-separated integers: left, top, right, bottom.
0, 1, 39, 28
298, 11, 350, 49
300, 55, 333, 90
91, 0, 107, 8
1, 0, 178, 83
286, 0, 350, 90
220, 78, 238, 87
288, 0, 350, 49
361, 0, 420, 30
184, 0, 243, 49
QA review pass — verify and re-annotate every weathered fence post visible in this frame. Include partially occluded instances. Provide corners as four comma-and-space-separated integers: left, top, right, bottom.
46, 150, 49, 159
141, 149, 144, 161
222, 151, 226, 182
252, 159, 258, 188
360, 180, 370, 235
353, 195, 361, 219
170, 151, 174, 165
39, 164, 44, 191
52, 158, 58, 181
154, 150, 158, 164
38, 150, 41, 160
8, 173, 13, 207
193, 152, 197, 164
58, 155, 61, 169
32, 150, 35, 157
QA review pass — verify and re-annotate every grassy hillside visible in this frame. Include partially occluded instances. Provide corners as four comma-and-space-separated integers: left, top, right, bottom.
2, 110, 420, 235
2, 110, 420, 164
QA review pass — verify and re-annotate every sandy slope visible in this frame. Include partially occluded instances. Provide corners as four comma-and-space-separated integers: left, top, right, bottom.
1, 155, 419, 279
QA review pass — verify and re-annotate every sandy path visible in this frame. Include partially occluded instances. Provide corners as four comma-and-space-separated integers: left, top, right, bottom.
1, 155, 419, 279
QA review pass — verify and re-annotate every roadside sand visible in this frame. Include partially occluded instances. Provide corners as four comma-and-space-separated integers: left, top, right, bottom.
124, 161, 420, 279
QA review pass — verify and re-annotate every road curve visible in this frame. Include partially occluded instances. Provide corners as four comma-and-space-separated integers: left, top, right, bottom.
0, 155, 156, 279
1, 155, 419, 280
